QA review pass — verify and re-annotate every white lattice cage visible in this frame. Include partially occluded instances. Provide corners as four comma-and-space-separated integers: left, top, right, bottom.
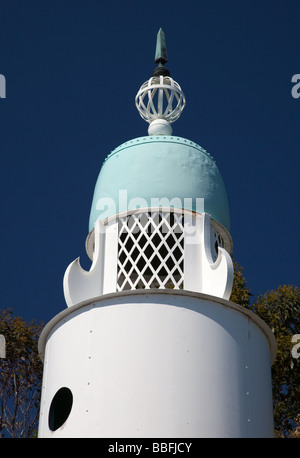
135, 76, 186, 124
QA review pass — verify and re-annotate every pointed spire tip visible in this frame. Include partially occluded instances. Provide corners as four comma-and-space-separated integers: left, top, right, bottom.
153, 28, 170, 77
155, 28, 168, 65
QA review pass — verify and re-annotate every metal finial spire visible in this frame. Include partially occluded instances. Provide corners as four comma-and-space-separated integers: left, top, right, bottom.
135, 28, 185, 135
153, 28, 170, 77
155, 28, 168, 65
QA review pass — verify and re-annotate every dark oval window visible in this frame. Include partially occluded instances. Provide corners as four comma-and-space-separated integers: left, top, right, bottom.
48, 387, 73, 431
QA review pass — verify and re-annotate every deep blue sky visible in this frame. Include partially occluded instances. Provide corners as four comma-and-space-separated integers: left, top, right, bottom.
0, 0, 299, 324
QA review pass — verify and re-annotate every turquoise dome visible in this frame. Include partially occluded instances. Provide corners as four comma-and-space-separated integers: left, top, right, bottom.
89, 136, 230, 232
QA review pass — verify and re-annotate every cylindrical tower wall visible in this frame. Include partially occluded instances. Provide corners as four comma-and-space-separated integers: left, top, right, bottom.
38, 291, 276, 438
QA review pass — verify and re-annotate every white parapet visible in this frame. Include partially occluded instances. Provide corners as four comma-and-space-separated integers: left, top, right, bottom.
64, 208, 234, 308
38, 290, 277, 438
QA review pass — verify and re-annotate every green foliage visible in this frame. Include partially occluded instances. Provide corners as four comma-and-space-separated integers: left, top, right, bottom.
250, 285, 300, 437
230, 261, 251, 308
0, 308, 44, 438
230, 263, 300, 437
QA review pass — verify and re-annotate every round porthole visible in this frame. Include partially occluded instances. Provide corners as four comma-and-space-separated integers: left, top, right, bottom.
48, 387, 73, 431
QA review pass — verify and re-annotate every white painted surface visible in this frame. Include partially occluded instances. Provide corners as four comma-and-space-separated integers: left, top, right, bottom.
148, 119, 173, 136
135, 76, 185, 125
38, 291, 276, 438
64, 209, 233, 308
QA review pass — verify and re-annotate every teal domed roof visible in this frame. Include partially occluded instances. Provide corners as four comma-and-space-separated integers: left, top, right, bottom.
88, 136, 230, 233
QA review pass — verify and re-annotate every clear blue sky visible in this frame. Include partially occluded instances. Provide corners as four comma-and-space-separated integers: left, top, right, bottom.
0, 0, 299, 324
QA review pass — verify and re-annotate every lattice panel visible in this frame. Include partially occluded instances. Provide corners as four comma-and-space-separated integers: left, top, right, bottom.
117, 211, 184, 291
135, 76, 186, 124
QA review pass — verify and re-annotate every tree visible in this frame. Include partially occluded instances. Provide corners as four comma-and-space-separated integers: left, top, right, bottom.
230, 261, 252, 308
230, 263, 300, 437
250, 285, 300, 437
0, 308, 44, 438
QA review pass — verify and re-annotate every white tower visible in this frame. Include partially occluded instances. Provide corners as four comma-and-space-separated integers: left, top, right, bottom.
38, 29, 277, 438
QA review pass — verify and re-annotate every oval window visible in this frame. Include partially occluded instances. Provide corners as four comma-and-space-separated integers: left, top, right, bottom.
48, 387, 73, 431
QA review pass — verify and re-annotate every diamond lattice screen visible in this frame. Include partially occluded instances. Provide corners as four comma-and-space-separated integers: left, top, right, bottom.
117, 211, 184, 291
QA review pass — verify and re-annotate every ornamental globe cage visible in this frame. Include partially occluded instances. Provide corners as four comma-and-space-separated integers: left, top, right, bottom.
135, 75, 186, 125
